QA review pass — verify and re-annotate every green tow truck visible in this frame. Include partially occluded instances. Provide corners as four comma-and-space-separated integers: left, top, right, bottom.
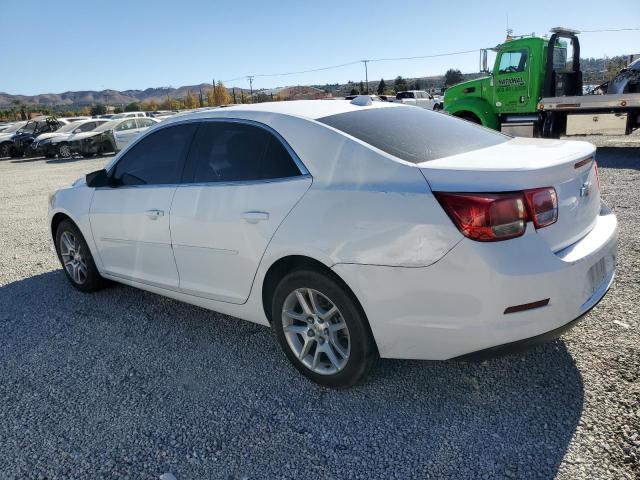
444, 27, 640, 137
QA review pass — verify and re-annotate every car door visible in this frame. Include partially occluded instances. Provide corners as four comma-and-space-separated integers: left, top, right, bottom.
89, 122, 198, 288
170, 120, 312, 304
112, 119, 138, 150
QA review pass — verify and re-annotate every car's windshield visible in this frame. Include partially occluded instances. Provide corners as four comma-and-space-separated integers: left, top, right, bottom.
1, 122, 27, 134
92, 120, 120, 133
17, 121, 38, 134
57, 122, 84, 133
317, 106, 510, 163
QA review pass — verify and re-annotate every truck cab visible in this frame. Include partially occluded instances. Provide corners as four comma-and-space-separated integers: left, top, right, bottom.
444, 28, 639, 137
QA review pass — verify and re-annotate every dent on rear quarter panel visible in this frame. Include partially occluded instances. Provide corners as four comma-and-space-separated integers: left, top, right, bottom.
263, 123, 463, 268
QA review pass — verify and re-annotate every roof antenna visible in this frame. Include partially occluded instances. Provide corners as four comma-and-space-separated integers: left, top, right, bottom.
506, 13, 513, 40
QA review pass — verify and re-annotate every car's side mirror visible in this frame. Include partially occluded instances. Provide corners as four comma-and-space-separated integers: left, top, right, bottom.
86, 169, 110, 188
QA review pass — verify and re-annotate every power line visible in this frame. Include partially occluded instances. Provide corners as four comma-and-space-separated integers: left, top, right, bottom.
367, 49, 481, 63
580, 27, 640, 32
219, 28, 638, 86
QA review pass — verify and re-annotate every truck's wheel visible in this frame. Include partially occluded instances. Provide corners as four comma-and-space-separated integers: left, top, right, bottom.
457, 112, 481, 124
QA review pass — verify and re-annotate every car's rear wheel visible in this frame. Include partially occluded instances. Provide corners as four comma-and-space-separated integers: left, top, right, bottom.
55, 220, 103, 293
272, 269, 377, 388
57, 143, 72, 158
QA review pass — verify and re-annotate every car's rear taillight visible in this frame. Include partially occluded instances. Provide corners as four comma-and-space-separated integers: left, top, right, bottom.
524, 187, 558, 228
434, 192, 527, 241
434, 187, 558, 242
594, 161, 601, 191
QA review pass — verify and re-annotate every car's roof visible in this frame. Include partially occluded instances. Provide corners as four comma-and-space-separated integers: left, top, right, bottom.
166, 99, 405, 123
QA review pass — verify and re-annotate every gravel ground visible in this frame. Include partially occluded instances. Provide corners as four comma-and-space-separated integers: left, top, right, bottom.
0, 138, 638, 479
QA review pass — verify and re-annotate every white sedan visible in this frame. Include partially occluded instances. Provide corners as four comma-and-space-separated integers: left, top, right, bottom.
48, 98, 617, 387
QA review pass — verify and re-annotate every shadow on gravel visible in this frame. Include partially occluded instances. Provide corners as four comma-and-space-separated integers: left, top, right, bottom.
46, 156, 88, 164
9, 156, 45, 163
0, 270, 584, 479
595, 147, 640, 170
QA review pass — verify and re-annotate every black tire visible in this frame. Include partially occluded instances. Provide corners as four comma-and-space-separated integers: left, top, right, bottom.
0, 142, 10, 158
272, 269, 377, 388
457, 112, 482, 125
9, 147, 22, 158
55, 219, 104, 293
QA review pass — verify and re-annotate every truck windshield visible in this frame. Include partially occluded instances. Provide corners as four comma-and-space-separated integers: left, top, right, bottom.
317, 106, 509, 163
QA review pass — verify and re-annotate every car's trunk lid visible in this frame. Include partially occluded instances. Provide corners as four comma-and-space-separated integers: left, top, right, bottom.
419, 137, 601, 252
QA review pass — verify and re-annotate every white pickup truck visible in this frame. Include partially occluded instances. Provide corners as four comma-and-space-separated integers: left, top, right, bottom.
395, 90, 443, 110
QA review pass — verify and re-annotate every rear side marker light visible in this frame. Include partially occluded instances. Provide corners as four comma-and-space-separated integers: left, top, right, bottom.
504, 298, 550, 314
574, 156, 593, 169
434, 187, 558, 242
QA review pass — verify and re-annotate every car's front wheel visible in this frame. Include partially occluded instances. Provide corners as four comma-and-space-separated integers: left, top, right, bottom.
272, 269, 377, 388
57, 143, 72, 158
55, 220, 104, 292
0, 142, 11, 157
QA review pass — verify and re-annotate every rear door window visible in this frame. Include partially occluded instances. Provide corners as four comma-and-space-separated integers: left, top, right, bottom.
317, 106, 509, 163
184, 121, 301, 183
116, 119, 137, 131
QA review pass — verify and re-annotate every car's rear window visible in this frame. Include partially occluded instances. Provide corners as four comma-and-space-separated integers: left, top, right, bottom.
317, 106, 509, 163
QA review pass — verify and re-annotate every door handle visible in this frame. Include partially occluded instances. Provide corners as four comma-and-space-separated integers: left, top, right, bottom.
242, 211, 269, 224
145, 209, 165, 220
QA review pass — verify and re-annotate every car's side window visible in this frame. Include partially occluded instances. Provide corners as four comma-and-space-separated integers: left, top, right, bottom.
137, 118, 154, 128
78, 122, 96, 132
185, 121, 301, 183
498, 49, 528, 74
115, 119, 137, 132
110, 123, 197, 186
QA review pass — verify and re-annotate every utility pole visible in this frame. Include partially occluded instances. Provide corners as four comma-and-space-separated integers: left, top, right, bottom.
362, 60, 369, 94
247, 76, 254, 103
233, 87, 237, 104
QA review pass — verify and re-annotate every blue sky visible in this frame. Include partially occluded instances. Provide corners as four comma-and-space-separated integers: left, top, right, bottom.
0, 0, 638, 95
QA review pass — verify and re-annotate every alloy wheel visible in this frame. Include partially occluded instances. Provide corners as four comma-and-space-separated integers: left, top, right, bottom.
59, 231, 87, 285
59, 144, 71, 158
281, 288, 351, 375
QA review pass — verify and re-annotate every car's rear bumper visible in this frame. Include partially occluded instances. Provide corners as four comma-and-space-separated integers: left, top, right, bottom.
452, 272, 611, 361
333, 203, 617, 360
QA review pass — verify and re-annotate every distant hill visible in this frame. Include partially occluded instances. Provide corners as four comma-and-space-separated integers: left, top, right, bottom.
0, 83, 228, 109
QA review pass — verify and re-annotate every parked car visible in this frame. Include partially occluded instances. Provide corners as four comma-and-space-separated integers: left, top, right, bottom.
10, 117, 68, 157
378, 95, 396, 102
110, 112, 149, 119
70, 117, 158, 157
49, 100, 617, 387
31, 119, 110, 158
0, 121, 27, 157
344, 94, 381, 102
396, 90, 441, 110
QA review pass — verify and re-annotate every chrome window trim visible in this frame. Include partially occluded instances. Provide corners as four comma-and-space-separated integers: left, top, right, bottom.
95, 174, 311, 191
105, 116, 310, 188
